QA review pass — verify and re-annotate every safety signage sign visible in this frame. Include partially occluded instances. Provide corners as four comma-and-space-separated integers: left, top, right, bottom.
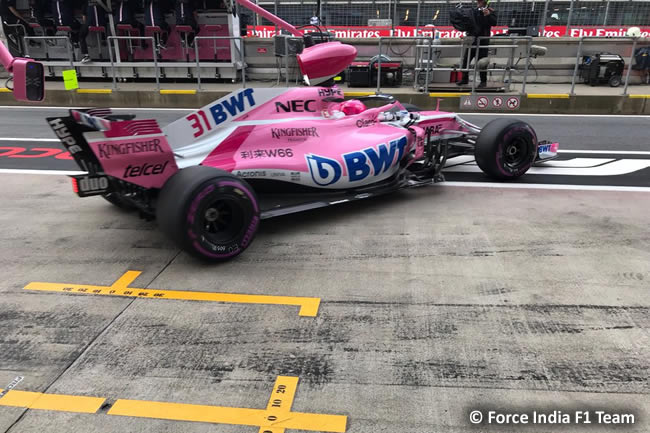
506, 97, 520, 110
459, 95, 520, 111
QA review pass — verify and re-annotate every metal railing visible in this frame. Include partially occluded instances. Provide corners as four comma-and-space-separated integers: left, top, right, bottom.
107, 35, 158, 91
569, 36, 640, 96
195, 35, 246, 91
3, 22, 27, 55
23, 35, 75, 69
405, 35, 532, 94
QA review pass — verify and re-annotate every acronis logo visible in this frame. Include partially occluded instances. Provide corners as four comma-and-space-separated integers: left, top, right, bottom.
306, 136, 408, 185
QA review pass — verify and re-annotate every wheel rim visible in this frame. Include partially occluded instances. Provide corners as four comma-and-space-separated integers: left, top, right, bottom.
504, 136, 530, 168
200, 198, 245, 244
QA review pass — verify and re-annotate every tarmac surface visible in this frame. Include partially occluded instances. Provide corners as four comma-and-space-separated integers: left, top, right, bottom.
0, 106, 648, 433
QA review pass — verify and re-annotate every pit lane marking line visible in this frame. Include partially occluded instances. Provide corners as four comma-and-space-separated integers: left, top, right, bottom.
0, 389, 105, 413
526, 93, 570, 98
108, 376, 346, 432
24, 271, 321, 317
76, 89, 113, 94
1, 377, 347, 432
259, 376, 299, 433
160, 89, 197, 95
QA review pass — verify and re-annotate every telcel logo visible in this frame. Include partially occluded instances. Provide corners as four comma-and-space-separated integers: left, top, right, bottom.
123, 161, 169, 177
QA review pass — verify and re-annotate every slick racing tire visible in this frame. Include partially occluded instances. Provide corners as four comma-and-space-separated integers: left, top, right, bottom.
156, 166, 260, 262
475, 118, 537, 180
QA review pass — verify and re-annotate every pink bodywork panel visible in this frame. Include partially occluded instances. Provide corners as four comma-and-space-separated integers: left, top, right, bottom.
86, 119, 179, 189
160, 85, 471, 189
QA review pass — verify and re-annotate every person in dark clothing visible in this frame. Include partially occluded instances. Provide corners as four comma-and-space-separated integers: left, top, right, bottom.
50, 0, 84, 52
175, 0, 197, 47
30, 0, 56, 37
457, 0, 496, 88
1, 0, 37, 54
78, 0, 106, 63
144, 0, 172, 50
113, 0, 147, 51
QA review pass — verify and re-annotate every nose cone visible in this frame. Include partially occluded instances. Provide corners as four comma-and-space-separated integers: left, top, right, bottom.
297, 42, 357, 85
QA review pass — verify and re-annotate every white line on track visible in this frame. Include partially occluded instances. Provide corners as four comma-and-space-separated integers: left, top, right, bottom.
437, 182, 650, 192
558, 150, 650, 155
0, 106, 192, 111
458, 113, 650, 118
0, 138, 59, 142
0, 169, 648, 193
0, 138, 648, 156
0, 169, 85, 175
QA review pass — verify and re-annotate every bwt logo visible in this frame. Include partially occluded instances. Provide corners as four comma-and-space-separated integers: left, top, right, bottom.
306, 154, 342, 186
306, 136, 408, 185
210, 88, 256, 126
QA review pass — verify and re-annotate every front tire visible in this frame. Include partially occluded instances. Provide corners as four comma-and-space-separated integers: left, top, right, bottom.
156, 166, 260, 262
474, 118, 537, 180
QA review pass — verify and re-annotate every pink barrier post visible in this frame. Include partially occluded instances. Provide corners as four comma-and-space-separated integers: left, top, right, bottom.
0, 39, 16, 72
235, 0, 303, 37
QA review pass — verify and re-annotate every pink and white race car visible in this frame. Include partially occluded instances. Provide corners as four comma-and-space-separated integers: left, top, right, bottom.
48, 86, 558, 261
46, 0, 558, 261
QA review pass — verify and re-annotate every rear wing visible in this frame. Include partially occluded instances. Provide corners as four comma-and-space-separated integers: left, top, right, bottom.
47, 109, 179, 196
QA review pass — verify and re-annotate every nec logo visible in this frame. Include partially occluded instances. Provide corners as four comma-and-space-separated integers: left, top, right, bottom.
275, 100, 316, 113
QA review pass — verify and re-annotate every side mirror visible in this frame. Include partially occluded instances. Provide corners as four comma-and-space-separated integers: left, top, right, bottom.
296, 41, 357, 86
11, 58, 45, 102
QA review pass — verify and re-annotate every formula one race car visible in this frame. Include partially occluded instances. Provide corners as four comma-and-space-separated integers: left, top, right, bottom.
48, 87, 558, 261
46, 0, 559, 262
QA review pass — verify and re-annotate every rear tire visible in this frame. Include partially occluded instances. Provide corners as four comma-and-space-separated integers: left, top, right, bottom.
474, 118, 537, 180
156, 166, 260, 262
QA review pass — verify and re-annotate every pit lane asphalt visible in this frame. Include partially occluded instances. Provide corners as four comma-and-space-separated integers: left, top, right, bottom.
0, 107, 648, 433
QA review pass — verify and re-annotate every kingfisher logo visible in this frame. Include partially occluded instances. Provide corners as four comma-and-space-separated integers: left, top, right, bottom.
306, 154, 342, 186
306, 136, 409, 185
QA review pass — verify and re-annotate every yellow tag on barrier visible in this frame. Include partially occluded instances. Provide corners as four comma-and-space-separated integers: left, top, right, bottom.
62, 69, 79, 90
